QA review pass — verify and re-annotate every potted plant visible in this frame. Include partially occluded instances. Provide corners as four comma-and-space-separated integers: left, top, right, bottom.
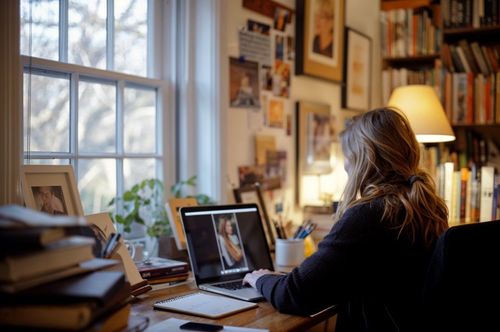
108, 175, 213, 260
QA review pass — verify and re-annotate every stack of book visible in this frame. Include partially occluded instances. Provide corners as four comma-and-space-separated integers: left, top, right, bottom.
0, 205, 132, 331
136, 256, 189, 286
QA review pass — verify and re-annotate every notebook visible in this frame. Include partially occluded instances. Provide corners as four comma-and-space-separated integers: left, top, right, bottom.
153, 292, 257, 318
180, 204, 274, 301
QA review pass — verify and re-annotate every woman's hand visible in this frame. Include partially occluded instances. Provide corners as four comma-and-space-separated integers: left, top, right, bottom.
243, 269, 281, 288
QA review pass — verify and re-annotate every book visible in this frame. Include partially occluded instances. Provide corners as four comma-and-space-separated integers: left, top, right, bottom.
1, 271, 126, 305
480, 166, 495, 222
0, 227, 66, 253
0, 258, 120, 293
146, 272, 189, 285
165, 198, 198, 250
0, 204, 87, 228
153, 292, 258, 318
87, 303, 131, 332
0, 235, 95, 282
0, 281, 131, 330
136, 256, 189, 279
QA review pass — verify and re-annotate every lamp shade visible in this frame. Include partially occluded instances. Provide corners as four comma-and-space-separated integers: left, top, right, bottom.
388, 85, 455, 143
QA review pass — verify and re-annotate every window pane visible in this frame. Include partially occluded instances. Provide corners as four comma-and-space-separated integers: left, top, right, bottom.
115, 0, 148, 76
124, 87, 156, 153
23, 72, 70, 153
78, 80, 116, 153
68, 0, 107, 69
78, 158, 116, 214
21, 0, 59, 60
124, 158, 157, 189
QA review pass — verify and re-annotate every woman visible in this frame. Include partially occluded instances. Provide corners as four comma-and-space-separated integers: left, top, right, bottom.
218, 216, 243, 268
243, 108, 448, 331
312, 0, 334, 58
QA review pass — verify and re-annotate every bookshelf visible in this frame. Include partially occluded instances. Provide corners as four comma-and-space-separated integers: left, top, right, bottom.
381, 0, 500, 225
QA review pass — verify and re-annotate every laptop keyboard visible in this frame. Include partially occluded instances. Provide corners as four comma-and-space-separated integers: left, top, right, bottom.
213, 280, 252, 290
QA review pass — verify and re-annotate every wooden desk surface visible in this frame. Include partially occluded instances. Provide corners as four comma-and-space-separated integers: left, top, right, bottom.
131, 280, 337, 332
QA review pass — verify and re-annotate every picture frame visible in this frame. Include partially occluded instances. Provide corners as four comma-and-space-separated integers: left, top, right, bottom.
342, 27, 372, 111
295, 0, 345, 82
21, 165, 84, 216
296, 101, 334, 176
233, 183, 276, 250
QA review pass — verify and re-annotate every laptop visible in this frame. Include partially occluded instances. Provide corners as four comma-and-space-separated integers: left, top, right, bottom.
180, 203, 274, 302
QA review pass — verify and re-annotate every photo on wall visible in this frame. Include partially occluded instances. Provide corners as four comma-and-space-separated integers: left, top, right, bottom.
296, 0, 345, 82
342, 27, 372, 111
229, 57, 261, 108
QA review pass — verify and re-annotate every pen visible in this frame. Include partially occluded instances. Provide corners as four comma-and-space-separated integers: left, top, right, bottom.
102, 233, 121, 258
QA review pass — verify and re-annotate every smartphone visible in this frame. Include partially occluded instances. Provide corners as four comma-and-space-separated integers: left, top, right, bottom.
179, 321, 224, 331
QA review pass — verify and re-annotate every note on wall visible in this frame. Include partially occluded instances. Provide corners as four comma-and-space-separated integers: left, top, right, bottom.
239, 30, 271, 67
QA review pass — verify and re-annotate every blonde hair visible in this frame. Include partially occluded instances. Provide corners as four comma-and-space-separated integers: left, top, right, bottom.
336, 107, 448, 248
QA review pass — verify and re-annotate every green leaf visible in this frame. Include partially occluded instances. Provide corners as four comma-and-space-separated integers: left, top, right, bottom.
131, 184, 140, 193
123, 191, 134, 201
108, 197, 115, 206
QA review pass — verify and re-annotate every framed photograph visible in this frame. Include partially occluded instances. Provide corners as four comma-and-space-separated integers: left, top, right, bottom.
295, 0, 345, 82
21, 165, 83, 216
233, 183, 276, 250
229, 57, 261, 109
296, 101, 335, 176
342, 27, 372, 111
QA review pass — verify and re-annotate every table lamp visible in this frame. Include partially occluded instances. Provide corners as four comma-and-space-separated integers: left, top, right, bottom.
387, 85, 455, 143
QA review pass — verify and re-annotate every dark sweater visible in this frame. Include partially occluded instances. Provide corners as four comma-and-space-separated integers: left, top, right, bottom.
256, 200, 433, 332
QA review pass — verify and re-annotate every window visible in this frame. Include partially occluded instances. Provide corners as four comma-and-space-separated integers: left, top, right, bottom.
21, 0, 169, 216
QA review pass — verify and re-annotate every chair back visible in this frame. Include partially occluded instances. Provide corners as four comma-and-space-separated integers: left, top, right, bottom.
423, 220, 500, 330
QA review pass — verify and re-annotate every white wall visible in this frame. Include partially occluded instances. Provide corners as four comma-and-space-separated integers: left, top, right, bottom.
221, 0, 381, 223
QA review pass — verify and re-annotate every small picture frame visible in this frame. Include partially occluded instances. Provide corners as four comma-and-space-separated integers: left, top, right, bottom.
342, 27, 372, 111
233, 183, 276, 249
295, 0, 345, 82
21, 165, 84, 216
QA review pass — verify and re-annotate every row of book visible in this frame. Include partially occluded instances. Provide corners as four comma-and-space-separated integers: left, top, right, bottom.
442, 0, 500, 28
442, 42, 500, 75
443, 71, 500, 125
380, 7, 441, 58
382, 66, 440, 104
0, 205, 133, 331
436, 163, 499, 225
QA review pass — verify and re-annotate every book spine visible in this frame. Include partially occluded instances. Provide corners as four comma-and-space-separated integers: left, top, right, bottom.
139, 265, 189, 279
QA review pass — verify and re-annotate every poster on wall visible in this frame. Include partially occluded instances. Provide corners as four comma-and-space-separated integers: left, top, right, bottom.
229, 57, 261, 108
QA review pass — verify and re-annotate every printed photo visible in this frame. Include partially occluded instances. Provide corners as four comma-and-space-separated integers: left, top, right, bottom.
247, 19, 270, 35
214, 214, 248, 270
267, 98, 285, 128
261, 65, 273, 91
31, 185, 68, 215
238, 165, 265, 188
229, 57, 260, 108
274, 7, 290, 31
307, 112, 335, 164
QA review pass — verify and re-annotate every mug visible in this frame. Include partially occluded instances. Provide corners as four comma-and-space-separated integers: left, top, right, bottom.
275, 238, 305, 268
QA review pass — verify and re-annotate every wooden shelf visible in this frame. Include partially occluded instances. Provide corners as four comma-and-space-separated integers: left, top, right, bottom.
381, 0, 432, 11
382, 54, 440, 67
453, 124, 500, 147
443, 25, 500, 41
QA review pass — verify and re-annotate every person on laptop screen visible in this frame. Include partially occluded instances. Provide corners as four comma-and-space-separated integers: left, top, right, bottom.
243, 108, 449, 332
216, 214, 244, 269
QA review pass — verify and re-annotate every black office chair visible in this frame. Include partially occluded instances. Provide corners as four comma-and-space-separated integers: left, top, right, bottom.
423, 220, 500, 331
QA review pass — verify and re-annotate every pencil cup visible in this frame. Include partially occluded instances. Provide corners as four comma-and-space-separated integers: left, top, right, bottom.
275, 238, 305, 268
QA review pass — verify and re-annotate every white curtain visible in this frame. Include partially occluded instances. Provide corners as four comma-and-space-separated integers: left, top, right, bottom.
0, 0, 23, 205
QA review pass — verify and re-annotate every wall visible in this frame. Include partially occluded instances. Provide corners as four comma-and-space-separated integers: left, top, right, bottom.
221, 0, 381, 224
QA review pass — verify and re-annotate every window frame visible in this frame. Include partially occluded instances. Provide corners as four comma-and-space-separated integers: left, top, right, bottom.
21, 0, 175, 215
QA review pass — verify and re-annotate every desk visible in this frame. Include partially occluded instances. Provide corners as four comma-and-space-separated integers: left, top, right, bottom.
131, 280, 337, 332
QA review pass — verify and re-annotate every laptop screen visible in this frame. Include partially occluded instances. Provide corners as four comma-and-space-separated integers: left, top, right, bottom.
180, 204, 274, 285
